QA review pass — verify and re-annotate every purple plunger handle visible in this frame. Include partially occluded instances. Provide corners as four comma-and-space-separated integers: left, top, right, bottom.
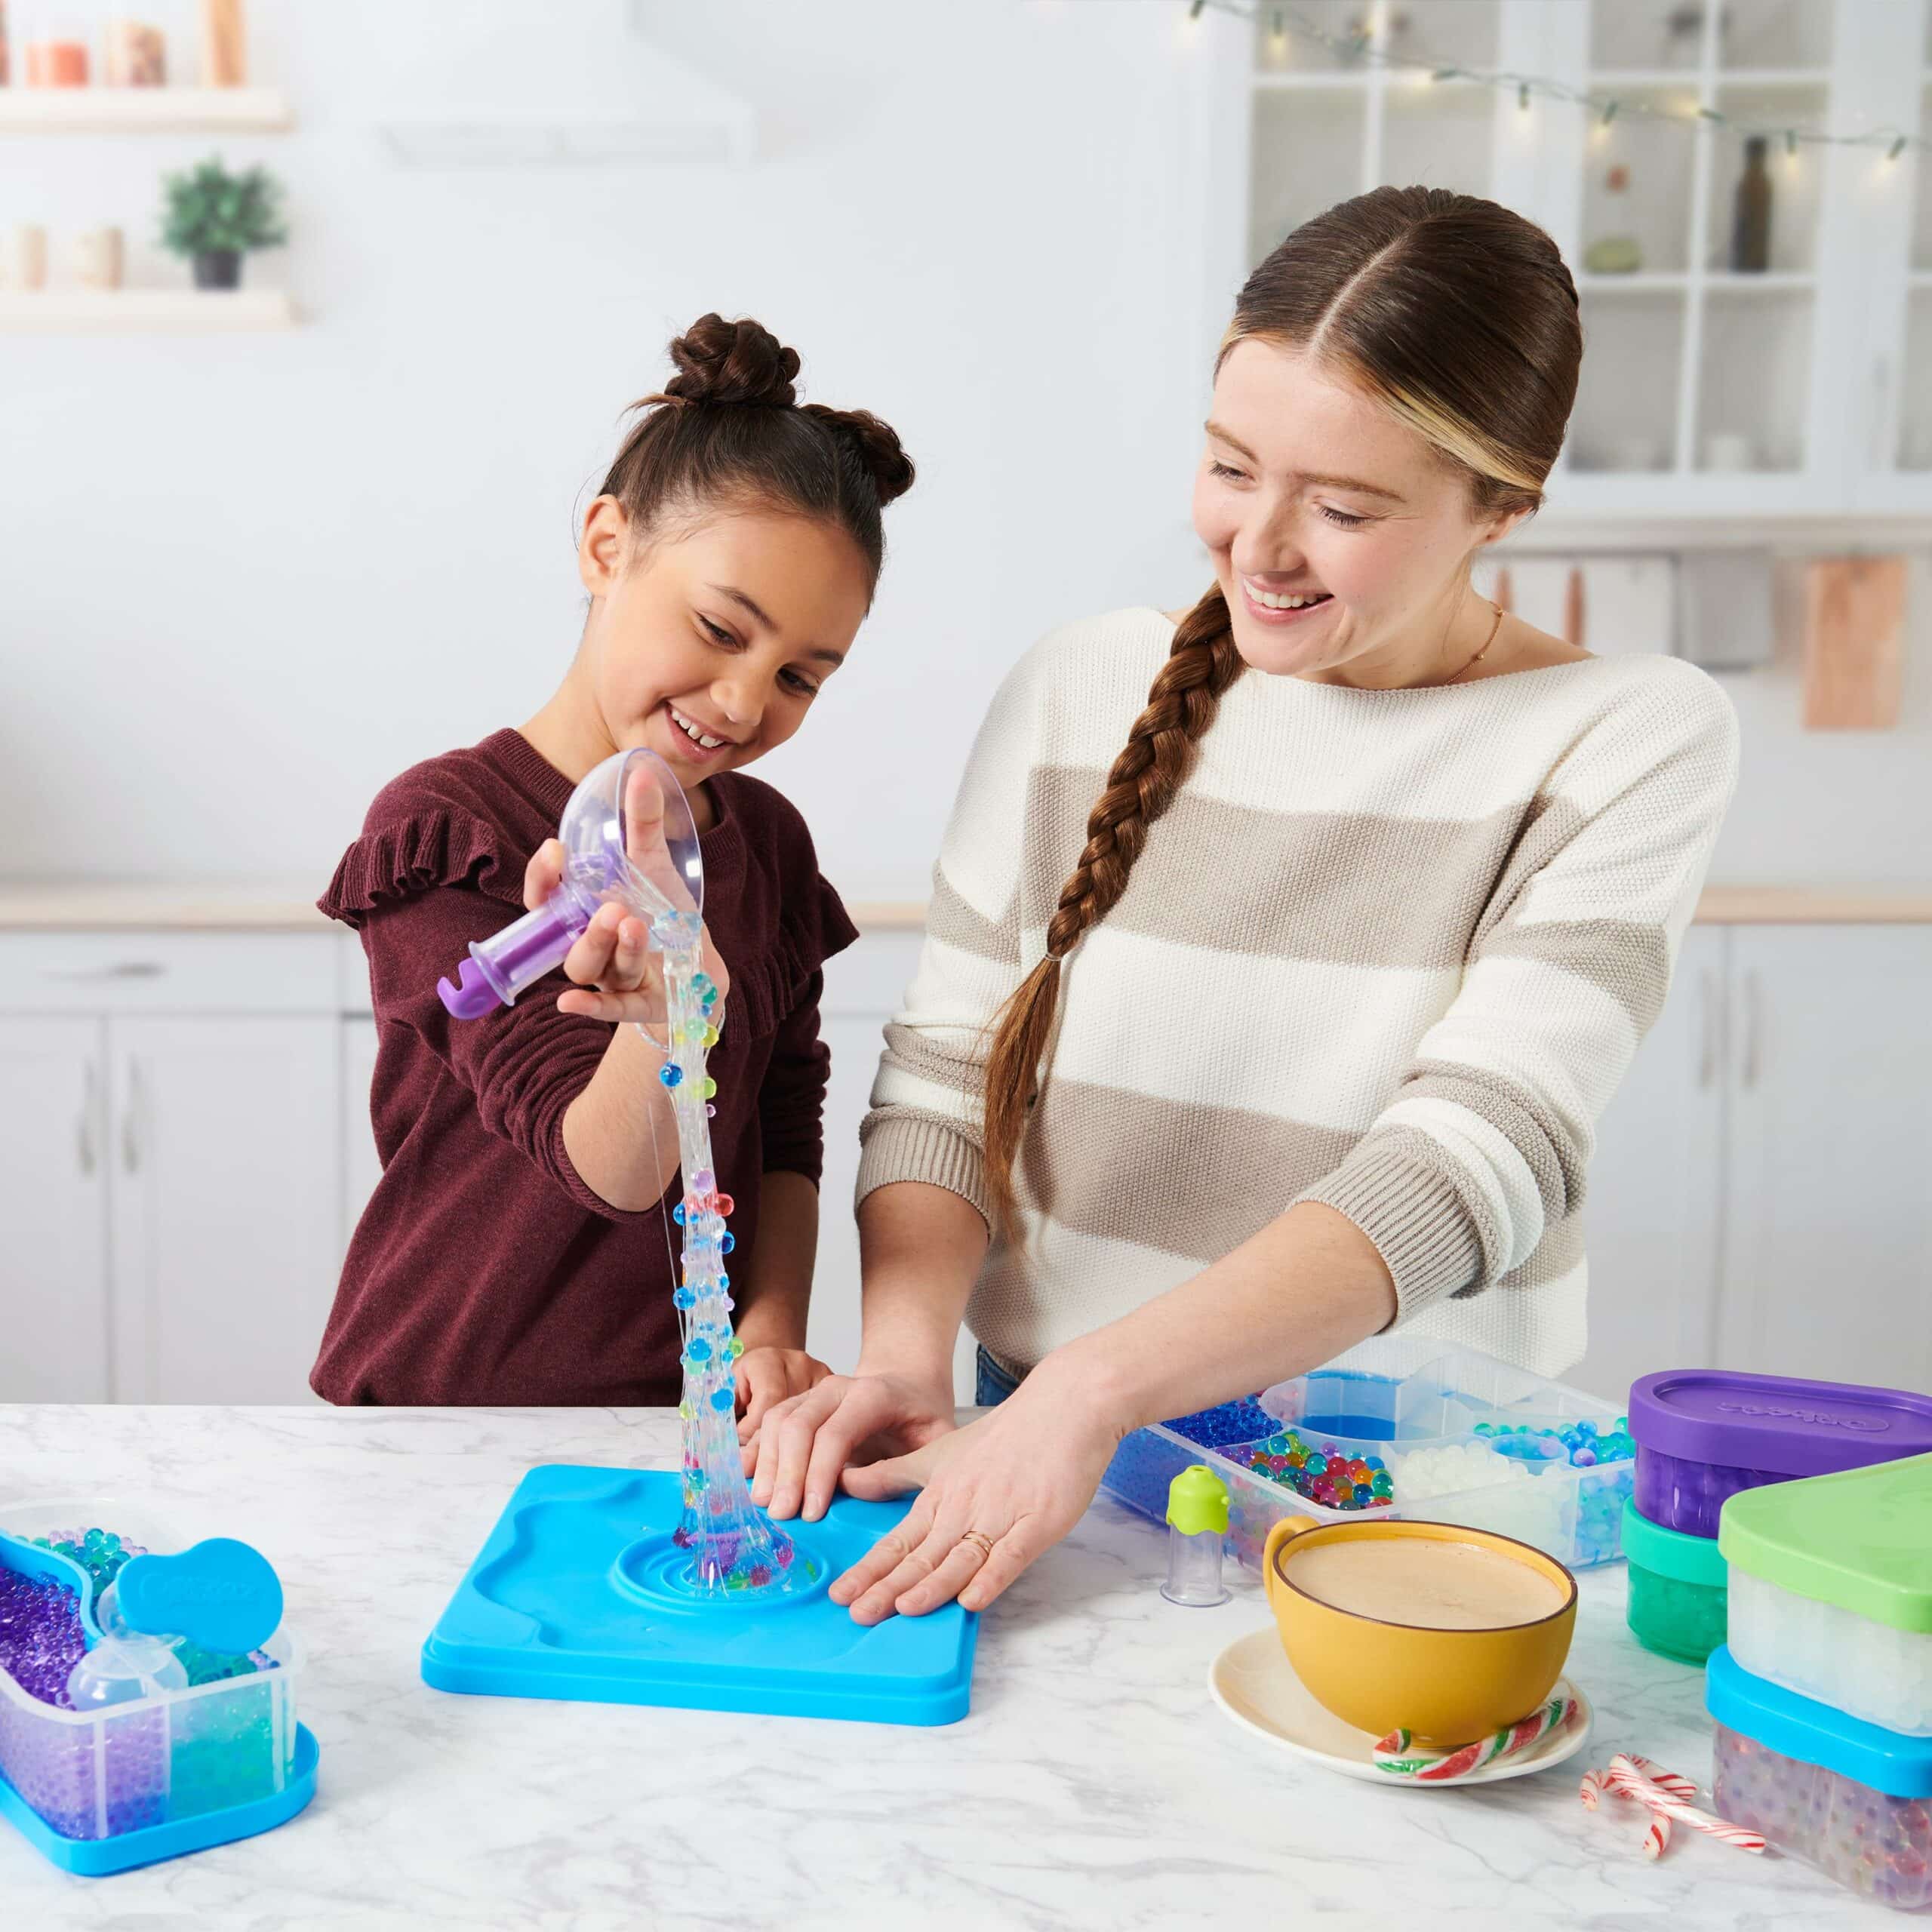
435, 893, 591, 1019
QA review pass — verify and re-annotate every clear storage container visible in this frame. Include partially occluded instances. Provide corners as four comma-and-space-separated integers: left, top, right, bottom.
1629, 1369, 1932, 1540
1620, 1495, 1727, 1665
1720, 1451, 1932, 1736
0, 1500, 301, 1849
1707, 1644, 1932, 1911
1100, 1338, 1634, 1574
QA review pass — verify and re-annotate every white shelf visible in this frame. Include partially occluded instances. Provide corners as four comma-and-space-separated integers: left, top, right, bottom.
1586, 66, 1829, 88
0, 289, 295, 331
0, 86, 292, 133
1251, 70, 1374, 93
1577, 271, 1815, 294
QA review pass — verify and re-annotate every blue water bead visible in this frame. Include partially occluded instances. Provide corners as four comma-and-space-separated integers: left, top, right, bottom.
672, 1287, 697, 1310
717, 1272, 729, 1291
1575, 1419, 1598, 1439
1165, 1397, 1281, 1450
686, 1339, 712, 1364
719, 1231, 735, 1254
708, 1387, 735, 1413
672, 1204, 687, 1226
1364, 1455, 1386, 1472
659, 1064, 683, 1088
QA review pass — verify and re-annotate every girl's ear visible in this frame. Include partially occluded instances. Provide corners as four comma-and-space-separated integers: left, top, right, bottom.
578, 494, 633, 599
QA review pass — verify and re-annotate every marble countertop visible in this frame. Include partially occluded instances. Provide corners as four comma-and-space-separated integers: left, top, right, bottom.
2, 880, 1932, 932
0, 1405, 1853, 1931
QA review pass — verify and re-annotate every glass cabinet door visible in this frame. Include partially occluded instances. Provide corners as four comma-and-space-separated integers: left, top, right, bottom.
1235, 0, 1926, 517
1561, 0, 1835, 500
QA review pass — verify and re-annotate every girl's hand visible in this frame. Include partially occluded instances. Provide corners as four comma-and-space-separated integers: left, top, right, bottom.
744, 1371, 958, 1523
828, 1363, 1127, 1624
521, 795, 730, 1035
734, 1346, 834, 1438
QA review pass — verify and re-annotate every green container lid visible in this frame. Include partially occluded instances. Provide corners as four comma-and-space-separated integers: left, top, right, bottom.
1621, 1497, 1728, 1589
1165, 1464, 1229, 1536
1718, 1450, 1932, 1635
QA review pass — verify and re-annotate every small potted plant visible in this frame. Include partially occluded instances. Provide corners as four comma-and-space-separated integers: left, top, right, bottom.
159, 156, 288, 291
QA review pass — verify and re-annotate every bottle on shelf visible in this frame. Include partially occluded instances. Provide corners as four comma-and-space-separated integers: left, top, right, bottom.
1731, 136, 1773, 273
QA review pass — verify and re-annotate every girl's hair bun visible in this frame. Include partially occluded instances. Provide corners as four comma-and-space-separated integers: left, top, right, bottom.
661, 312, 801, 408
802, 404, 917, 506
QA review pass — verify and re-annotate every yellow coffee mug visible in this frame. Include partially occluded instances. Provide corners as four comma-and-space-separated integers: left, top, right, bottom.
1262, 1514, 1577, 1746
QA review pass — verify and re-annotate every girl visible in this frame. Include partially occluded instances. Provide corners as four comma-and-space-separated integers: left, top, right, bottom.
749, 188, 1740, 1623
314, 314, 914, 1415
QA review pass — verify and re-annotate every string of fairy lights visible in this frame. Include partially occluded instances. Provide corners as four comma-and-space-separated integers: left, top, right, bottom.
1184, 2, 1925, 164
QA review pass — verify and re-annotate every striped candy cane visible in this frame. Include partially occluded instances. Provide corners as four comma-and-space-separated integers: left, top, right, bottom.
1371, 1684, 1579, 1783
1604, 1755, 1767, 1855
1580, 1754, 1767, 1860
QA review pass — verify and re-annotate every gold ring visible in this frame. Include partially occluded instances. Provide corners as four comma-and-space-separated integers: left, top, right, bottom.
958, 1530, 995, 1560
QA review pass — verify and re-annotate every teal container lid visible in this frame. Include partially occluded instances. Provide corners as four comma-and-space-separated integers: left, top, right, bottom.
1621, 1497, 1727, 1589
1718, 1451, 1932, 1635
1706, 1645, 1932, 1798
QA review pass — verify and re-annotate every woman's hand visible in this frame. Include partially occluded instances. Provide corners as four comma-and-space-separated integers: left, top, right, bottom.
734, 1345, 833, 1438
744, 1370, 959, 1523
829, 1360, 1128, 1623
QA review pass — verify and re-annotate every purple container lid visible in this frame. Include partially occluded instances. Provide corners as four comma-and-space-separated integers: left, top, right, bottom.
1629, 1369, 1932, 1479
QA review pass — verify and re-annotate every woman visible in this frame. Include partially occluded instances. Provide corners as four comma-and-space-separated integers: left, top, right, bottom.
749, 188, 1738, 1623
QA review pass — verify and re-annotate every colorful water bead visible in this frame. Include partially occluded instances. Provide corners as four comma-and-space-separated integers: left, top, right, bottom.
0, 1565, 88, 1707
659, 1063, 683, 1088
1245, 1429, 1393, 1512
1477, 1420, 1635, 1469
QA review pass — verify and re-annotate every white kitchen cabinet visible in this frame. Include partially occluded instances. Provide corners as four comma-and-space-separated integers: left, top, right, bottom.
109, 1017, 341, 1404
0, 932, 344, 1404
809, 930, 979, 1401
0, 1017, 109, 1400
1570, 925, 1727, 1406
1718, 925, 1932, 1390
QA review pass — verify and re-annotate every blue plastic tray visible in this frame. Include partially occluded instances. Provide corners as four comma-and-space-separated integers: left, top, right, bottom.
422, 1464, 977, 1727
0, 1724, 318, 1878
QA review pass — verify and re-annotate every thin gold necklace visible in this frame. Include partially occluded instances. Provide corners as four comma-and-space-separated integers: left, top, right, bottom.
1441, 597, 1506, 685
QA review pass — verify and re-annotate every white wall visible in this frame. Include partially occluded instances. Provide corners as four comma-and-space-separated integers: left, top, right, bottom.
3, 0, 1927, 898
2, 0, 1228, 898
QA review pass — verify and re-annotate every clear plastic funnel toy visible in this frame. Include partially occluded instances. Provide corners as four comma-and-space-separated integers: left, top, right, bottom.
437, 746, 703, 1020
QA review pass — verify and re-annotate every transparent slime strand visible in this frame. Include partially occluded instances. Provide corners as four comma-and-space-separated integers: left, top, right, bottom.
649, 909, 812, 1596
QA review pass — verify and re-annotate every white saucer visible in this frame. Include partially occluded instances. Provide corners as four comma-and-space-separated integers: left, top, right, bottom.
1208, 1627, 1594, 1786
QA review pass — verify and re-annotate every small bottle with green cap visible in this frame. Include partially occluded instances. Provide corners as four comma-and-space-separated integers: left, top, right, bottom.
1161, 1464, 1230, 1607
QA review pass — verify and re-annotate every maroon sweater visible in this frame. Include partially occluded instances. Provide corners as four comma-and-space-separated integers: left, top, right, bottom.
313, 728, 857, 1407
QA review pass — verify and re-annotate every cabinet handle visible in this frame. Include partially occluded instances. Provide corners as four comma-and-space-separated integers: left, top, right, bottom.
1697, 968, 1721, 1089
1740, 970, 1764, 1091
78, 1059, 99, 1177
122, 1060, 143, 1174
42, 961, 166, 982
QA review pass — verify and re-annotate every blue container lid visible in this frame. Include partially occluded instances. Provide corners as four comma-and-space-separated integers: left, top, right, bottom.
1706, 1645, 1932, 1798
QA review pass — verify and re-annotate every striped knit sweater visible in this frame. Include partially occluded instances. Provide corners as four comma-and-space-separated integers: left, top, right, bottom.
855, 605, 1740, 1382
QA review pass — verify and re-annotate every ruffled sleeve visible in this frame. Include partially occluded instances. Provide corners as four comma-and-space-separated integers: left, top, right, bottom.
324, 773, 660, 1224
318, 804, 521, 929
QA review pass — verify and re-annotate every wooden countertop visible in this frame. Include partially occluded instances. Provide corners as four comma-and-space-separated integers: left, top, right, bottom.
0, 881, 1928, 933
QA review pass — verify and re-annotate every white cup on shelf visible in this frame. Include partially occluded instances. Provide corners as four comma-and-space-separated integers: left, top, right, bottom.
8, 223, 49, 291
1702, 432, 1758, 472
1608, 435, 1663, 472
